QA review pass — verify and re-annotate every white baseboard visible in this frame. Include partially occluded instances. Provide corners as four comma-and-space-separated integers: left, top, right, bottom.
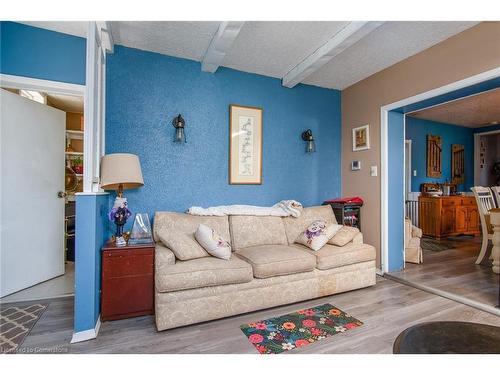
71, 315, 101, 344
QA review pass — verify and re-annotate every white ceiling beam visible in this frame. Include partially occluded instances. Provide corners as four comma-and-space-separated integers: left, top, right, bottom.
97, 21, 114, 54
282, 21, 385, 88
201, 21, 245, 73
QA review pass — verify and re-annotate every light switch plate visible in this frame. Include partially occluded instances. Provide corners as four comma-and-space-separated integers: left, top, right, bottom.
370, 166, 378, 177
413, 170, 417, 176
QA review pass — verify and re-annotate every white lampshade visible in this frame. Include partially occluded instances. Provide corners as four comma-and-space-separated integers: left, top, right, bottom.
100, 153, 144, 191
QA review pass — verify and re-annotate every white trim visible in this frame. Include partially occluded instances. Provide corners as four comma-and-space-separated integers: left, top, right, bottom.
380, 67, 500, 273
0, 74, 84, 96
282, 22, 384, 88
70, 315, 101, 343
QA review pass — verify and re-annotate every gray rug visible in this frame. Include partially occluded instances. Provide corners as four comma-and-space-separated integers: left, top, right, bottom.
421, 238, 451, 252
0, 303, 48, 354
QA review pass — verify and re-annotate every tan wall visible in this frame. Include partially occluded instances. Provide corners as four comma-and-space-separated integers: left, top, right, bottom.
341, 22, 500, 267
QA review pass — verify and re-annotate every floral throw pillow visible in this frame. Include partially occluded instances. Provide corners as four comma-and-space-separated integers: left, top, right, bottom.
194, 224, 232, 260
295, 220, 342, 251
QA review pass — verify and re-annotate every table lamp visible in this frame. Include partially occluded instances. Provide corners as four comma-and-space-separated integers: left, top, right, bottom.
100, 153, 144, 246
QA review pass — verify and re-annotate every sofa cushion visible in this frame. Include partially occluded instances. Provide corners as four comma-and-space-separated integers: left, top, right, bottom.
292, 242, 376, 270
328, 226, 360, 247
155, 256, 253, 292
229, 216, 288, 249
282, 205, 337, 244
236, 245, 316, 278
158, 230, 209, 261
153, 211, 231, 243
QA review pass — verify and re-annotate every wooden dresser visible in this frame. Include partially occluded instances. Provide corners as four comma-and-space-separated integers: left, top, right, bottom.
101, 242, 155, 321
418, 195, 480, 238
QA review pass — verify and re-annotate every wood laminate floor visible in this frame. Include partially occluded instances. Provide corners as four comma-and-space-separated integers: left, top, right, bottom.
388, 236, 499, 307
3, 277, 499, 354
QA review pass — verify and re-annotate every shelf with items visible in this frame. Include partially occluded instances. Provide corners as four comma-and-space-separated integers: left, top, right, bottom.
66, 129, 84, 140
65, 111, 84, 197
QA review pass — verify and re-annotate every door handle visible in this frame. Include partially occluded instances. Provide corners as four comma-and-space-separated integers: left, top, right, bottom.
58, 191, 67, 198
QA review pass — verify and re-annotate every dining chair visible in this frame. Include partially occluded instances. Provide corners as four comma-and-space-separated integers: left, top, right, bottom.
491, 186, 500, 208
471, 186, 496, 264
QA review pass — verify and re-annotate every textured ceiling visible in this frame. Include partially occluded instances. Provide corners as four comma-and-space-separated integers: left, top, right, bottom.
222, 21, 349, 79
19, 21, 480, 90
303, 21, 479, 89
408, 88, 500, 128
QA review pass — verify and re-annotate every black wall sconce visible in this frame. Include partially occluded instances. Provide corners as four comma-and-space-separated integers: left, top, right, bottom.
172, 114, 186, 143
301, 129, 316, 153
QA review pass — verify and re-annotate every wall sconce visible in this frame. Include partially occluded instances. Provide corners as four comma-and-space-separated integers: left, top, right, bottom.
172, 114, 186, 143
301, 129, 316, 153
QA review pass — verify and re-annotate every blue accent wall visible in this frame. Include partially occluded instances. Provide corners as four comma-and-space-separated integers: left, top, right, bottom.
74, 194, 109, 333
388, 111, 405, 272
105, 46, 341, 223
0, 22, 86, 84
405, 117, 475, 192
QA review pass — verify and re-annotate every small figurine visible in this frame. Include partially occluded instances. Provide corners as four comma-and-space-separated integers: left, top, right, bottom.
108, 197, 132, 246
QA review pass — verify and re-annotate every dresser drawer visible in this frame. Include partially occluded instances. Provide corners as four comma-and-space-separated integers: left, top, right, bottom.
442, 199, 458, 207
461, 198, 476, 206
102, 252, 154, 278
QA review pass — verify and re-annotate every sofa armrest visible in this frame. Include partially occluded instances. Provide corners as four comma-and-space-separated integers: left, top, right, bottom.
351, 232, 363, 244
155, 243, 176, 273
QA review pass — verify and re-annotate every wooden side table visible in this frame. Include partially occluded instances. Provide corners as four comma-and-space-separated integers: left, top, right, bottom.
101, 241, 155, 321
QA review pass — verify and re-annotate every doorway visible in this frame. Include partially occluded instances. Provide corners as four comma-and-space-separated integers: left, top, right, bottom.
381, 68, 500, 314
0, 75, 85, 303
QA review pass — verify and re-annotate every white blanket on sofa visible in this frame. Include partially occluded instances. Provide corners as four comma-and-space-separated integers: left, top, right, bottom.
187, 200, 303, 218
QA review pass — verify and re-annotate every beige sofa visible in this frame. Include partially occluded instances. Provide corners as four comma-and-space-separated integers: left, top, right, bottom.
153, 205, 376, 331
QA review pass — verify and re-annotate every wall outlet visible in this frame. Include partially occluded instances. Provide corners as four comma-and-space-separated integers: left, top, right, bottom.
370, 165, 378, 177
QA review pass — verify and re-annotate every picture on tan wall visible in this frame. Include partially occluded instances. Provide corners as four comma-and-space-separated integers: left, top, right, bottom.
352, 124, 370, 151
229, 104, 263, 184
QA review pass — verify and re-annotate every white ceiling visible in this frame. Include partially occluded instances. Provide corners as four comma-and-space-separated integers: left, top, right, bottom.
20, 21, 479, 90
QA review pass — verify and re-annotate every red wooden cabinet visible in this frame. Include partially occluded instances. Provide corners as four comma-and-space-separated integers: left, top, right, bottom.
101, 242, 155, 321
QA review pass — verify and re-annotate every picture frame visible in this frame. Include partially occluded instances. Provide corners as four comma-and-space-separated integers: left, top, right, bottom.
352, 124, 370, 151
229, 104, 263, 185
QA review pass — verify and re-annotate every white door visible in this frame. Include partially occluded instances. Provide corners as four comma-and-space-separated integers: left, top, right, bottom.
0, 89, 66, 297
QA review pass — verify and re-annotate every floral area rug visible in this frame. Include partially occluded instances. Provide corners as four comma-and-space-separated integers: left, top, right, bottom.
240, 303, 363, 354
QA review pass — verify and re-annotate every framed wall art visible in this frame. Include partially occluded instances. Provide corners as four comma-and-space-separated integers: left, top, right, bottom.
352, 124, 370, 151
229, 104, 263, 184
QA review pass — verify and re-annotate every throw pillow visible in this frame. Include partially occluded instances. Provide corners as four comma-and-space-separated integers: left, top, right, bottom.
158, 229, 209, 261
328, 226, 360, 247
295, 220, 342, 251
195, 224, 232, 260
